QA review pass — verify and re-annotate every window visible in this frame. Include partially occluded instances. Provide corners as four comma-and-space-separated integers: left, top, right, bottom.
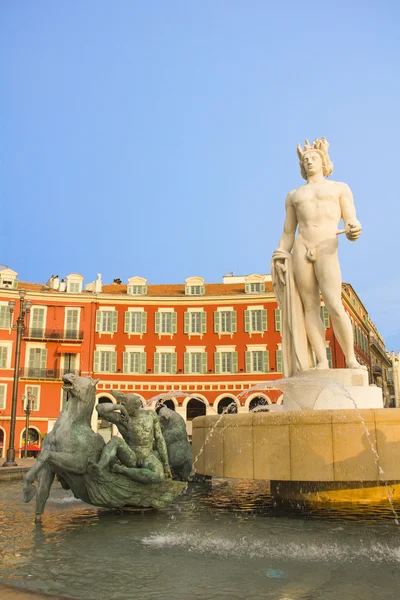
245, 282, 265, 294
128, 285, 147, 295
67, 282, 81, 293
0, 346, 9, 369
96, 310, 118, 333
214, 310, 237, 334
184, 311, 206, 335
65, 309, 79, 339
320, 306, 330, 328
124, 311, 147, 334
274, 309, 281, 332
185, 285, 205, 295
27, 348, 47, 376
155, 311, 177, 335
276, 349, 283, 372
214, 351, 238, 374
184, 352, 207, 374
326, 347, 333, 369
94, 350, 117, 373
30, 307, 45, 337
245, 350, 269, 373
0, 384, 6, 409
123, 351, 146, 374
0, 305, 10, 329
154, 352, 177, 374
63, 353, 77, 374
244, 309, 267, 333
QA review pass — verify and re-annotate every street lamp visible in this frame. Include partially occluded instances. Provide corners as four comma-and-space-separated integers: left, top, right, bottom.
2, 289, 32, 467
22, 387, 32, 459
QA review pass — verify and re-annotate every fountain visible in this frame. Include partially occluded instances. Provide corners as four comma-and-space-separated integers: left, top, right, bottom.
1, 137, 399, 600
192, 138, 400, 504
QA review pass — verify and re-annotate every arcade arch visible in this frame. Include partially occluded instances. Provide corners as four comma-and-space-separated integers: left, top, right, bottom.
214, 393, 239, 415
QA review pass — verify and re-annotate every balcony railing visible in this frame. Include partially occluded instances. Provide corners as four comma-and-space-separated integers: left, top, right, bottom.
23, 329, 84, 341
19, 368, 81, 380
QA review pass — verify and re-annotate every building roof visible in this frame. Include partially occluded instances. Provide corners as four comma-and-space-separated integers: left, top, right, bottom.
15, 280, 273, 297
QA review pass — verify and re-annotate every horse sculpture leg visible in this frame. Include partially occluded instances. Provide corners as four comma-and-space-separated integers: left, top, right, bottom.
23, 450, 88, 503
34, 464, 55, 523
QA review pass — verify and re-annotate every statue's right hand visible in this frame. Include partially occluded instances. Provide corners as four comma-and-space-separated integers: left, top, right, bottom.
274, 260, 287, 286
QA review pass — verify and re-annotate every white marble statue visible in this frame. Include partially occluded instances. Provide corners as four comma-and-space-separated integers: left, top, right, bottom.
271, 138, 363, 377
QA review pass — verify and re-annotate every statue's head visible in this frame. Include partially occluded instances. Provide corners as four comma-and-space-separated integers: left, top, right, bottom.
297, 137, 333, 180
62, 374, 100, 402
111, 389, 142, 415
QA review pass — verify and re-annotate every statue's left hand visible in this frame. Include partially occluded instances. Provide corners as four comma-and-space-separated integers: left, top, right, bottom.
164, 466, 172, 479
346, 220, 362, 241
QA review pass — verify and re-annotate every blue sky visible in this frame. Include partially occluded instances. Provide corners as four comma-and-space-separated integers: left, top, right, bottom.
1, 1, 399, 350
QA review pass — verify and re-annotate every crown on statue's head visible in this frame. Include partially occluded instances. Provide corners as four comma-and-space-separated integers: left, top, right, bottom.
296, 137, 333, 179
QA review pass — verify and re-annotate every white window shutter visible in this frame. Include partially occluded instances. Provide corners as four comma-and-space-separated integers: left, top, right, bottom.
171, 353, 177, 373
0, 347, 8, 368
274, 308, 281, 332
201, 352, 207, 373
111, 352, 117, 373
112, 312, 118, 332
154, 352, 160, 374
263, 350, 269, 372
94, 351, 100, 372
184, 313, 190, 334
95, 311, 102, 332
245, 351, 251, 372
232, 351, 238, 373
40, 349, 47, 371
244, 310, 250, 332
123, 352, 129, 373
124, 312, 130, 333
201, 312, 207, 334
155, 313, 161, 334
140, 352, 146, 374
214, 352, 221, 374
171, 312, 177, 334
214, 312, 220, 334
184, 352, 190, 374
262, 309, 267, 331
141, 312, 147, 334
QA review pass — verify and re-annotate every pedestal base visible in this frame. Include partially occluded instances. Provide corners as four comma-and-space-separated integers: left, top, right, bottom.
282, 368, 384, 411
270, 480, 400, 503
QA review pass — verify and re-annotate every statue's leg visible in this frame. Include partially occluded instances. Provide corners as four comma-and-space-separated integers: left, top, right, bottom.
24, 450, 86, 502
315, 249, 360, 368
113, 454, 164, 484
97, 437, 137, 470
23, 450, 51, 502
293, 241, 328, 366
34, 464, 55, 523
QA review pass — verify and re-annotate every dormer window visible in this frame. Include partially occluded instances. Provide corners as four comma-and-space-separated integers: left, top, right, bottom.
66, 274, 84, 294
127, 276, 148, 296
128, 285, 147, 295
185, 277, 205, 296
0, 268, 18, 289
244, 275, 266, 294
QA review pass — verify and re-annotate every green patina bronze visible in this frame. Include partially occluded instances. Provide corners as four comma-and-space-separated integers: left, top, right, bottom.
23, 374, 185, 521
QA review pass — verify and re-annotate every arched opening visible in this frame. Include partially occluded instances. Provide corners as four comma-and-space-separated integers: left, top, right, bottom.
155, 399, 176, 413
0, 428, 4, 458
97, 396, 114, 443
249, 396, 270, 412
186, 398, 206, 421
217, 397, 238, 415
20, 427, 41, 458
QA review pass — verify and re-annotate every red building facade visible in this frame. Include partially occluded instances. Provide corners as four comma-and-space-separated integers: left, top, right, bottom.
0, 269, 373, 457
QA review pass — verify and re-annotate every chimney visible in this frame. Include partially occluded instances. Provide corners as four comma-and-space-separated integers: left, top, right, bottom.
95, 273, 102, 293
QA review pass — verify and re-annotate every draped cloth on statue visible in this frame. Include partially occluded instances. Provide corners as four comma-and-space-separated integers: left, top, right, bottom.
271, 249, 315, 377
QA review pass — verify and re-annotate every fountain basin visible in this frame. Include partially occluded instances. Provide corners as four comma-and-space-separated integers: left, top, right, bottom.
192, 409, 400, 502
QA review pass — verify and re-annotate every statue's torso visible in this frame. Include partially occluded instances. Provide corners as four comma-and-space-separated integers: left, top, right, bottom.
292, 180, 343, 246
120, 411, 155, 456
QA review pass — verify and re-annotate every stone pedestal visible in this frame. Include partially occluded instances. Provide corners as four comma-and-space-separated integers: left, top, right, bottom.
281, 368, 383, 411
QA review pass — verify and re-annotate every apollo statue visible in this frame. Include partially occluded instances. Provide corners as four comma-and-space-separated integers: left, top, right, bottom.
271, 138, 363, 377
